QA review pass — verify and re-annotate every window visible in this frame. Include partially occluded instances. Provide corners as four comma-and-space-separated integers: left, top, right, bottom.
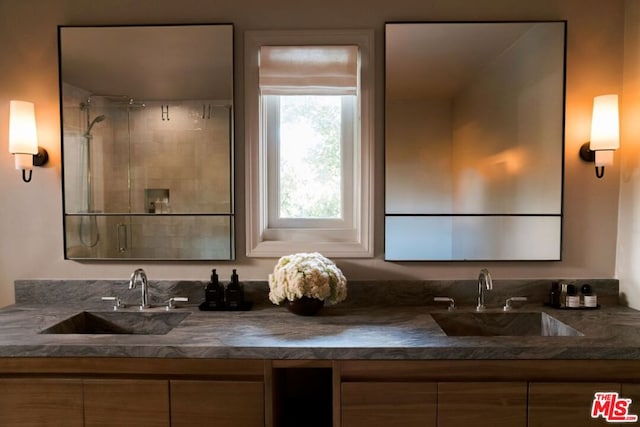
245, 31, 374, 257
265, 94, 353, 226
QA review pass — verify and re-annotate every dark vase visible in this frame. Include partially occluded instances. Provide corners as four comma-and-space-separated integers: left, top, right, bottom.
286, 297, 325, 316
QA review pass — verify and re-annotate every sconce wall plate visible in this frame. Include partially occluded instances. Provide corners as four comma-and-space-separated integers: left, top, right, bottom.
579, 142, 595, 163
33, 147, 48, 166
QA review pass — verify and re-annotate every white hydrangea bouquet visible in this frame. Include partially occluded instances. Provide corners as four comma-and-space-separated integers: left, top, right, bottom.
268, 252, 347, 306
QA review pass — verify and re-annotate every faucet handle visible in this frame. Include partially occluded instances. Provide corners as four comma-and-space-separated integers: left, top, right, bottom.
503, 296, 528, 311
166, 297, 189, 310
434, 297, 456, 311
101, 296, 125, 311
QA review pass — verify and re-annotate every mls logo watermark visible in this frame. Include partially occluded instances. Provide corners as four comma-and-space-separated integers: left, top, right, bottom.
592, 392, 638, 423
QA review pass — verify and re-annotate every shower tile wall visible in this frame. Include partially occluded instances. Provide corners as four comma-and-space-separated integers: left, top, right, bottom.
126, 101, 231, 215
62, 83, 233, 259
106, 100, 232, 259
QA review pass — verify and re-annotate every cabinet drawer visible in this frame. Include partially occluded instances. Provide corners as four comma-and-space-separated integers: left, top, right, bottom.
171, 380, 265, 427
438, 382, 527, 427
529, 382, 620, 427
83, 379, 169, 427
0, 378, 83, 427
342, 382, 436, 427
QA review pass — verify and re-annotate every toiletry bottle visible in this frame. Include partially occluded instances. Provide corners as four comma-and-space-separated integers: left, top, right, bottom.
559, 282, 568, 308
566, 284, 580, 308
581, 284, 598, 308
225, 269, 244, 309
205, 269, 225, 308
549, 282, 561, 308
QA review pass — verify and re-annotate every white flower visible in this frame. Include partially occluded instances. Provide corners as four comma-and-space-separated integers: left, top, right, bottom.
268, 252, 347, 305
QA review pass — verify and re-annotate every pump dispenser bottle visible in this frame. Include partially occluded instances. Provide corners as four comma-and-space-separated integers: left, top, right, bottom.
225, 269, 244, 308
205, 269, 225, 308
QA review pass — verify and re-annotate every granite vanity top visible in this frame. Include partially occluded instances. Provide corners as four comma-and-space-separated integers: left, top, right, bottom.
4, 278, 638, 360
1, 302, 640, 360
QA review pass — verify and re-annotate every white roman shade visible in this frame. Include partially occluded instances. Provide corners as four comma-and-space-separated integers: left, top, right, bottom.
259, 45, 359, 95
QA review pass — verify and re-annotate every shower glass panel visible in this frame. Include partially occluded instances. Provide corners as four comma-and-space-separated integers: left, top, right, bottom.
60, 25, 234, 260
64, 215, 233, 260
62, 92, 233, 259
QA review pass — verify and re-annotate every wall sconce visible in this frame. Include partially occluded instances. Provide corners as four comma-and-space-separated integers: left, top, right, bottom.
8, 100, 48, 183
579, 94, 620, 179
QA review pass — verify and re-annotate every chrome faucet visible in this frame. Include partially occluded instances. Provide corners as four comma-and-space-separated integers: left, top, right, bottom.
476, 268, 493, 311
129, 268, 150, 309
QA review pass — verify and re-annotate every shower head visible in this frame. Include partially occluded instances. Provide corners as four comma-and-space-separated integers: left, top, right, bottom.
85, 114, 106, 136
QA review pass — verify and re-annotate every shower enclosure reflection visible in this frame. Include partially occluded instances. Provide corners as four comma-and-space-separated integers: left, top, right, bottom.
79, 104, 105, 248
60, 25, 234, 260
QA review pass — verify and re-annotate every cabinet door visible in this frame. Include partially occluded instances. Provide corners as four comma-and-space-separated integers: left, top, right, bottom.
342, 382, 437, 427
619, 384, 640, 422
83, 379, 170, 427
438, 382, 527, 427
0, 378, 83, 426
529, 382, 620, 427
170, 380, 265, 427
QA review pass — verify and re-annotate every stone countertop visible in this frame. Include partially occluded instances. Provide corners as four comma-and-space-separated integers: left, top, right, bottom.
1, 301, 640, 360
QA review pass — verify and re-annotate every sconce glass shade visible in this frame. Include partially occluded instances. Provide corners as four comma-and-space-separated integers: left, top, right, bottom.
9, 100, 38, 170
590, 94, 619, 167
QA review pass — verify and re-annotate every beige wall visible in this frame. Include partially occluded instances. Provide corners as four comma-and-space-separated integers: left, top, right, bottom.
0, 0, 626, 306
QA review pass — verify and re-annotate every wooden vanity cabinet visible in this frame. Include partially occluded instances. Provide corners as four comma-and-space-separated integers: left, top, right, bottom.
170, 380, 265, 427
339, 362, 528, 427
0, 358, 265, 427
340, 381, 526, 427
622, 383, 640, 422
83, 379, 170, 427
438, 382, 527, 427
341, 382, 437, 427
337, 361, 640, 427
0, 378, 84, 426
528, 382, 621, 427
3, 359, 640, 427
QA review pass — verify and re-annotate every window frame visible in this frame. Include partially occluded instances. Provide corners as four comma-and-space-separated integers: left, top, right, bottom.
245, 30, 374, 257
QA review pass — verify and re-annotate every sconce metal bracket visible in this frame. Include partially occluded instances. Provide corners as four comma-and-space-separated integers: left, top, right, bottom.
579, 142, 595, 162
33, 147, 49, 166
20, 147, 49, 182
579, 142, 605, 178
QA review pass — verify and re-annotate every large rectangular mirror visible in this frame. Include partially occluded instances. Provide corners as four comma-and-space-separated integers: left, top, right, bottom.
385, 22, 565, 261
59, 24, 234, 260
